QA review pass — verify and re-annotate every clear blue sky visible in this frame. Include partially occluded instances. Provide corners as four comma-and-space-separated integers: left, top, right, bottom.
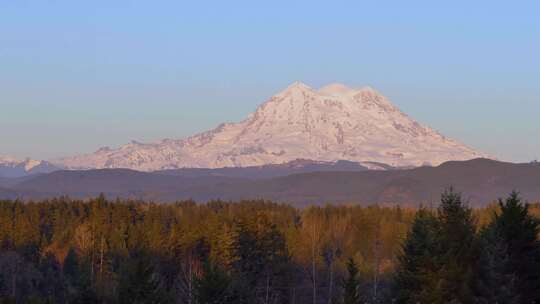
1, 0, 539, 162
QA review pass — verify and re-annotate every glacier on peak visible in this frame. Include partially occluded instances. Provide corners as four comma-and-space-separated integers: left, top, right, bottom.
54, 82, 489, 171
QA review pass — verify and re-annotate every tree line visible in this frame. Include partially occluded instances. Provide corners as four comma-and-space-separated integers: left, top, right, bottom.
0, 190, 538, 303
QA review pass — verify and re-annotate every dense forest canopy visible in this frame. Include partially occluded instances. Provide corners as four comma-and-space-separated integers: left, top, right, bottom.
0, 192, 538, 303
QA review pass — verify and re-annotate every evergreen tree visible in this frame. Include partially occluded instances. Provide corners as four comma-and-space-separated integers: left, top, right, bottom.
432, 189, 478, 303
231, 219, 261, 290
255, 217, 291, 303
393, 189, 478, 304
117, 252, 164, 304
473, 224, 519, 304
230, 216, 290, 302
193, 260, 234, 304
0, 195, 536, 304
492, 192, 540, 303
63, 249, 99, 304
36, 253, 64, 303
342, 258, 361, 304
392, 208, 439, 304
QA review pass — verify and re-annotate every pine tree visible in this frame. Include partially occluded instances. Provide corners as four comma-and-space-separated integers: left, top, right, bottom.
392, 190, 479, 304
492, 192, 540, 303
432, 189, 478, 303
473, 224, 519, 304
229, 216, 290, 302
231, 219, 262, 290
342, 258, 361, 304
63, 249, 99, 304
36, 253, 64, 303
392, 208, 439, 304
255, 216, 290, 303
193, 260, 233, 304
118, 252, 164, 304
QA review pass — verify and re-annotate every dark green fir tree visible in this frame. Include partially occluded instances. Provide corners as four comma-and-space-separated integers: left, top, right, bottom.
392, 208, 439, 304
194, 260, 234, 304
342, 257, 361, 304
118, 252, 164, 304
492, 192, 540, 303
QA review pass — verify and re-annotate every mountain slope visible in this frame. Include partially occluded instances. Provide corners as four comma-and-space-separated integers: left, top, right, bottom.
12, 169, 245, 200
157, 159, 376, 179
5, 159, 540, 207
189, 158, 540, 207
56, 82, 486, 170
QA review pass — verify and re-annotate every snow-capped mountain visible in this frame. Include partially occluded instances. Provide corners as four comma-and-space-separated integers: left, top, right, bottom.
56, 82, 487, 171
0, 156, 60, 177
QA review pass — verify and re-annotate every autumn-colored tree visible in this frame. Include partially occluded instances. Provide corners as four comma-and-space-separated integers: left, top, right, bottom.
0, 194, 537, 303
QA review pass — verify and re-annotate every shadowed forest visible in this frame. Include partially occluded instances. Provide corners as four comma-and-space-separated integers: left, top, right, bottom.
0, 190, 538, 303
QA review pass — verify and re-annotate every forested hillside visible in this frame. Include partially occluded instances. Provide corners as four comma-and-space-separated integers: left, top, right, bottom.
4, 159, 540, 207
0, 192, 538, 303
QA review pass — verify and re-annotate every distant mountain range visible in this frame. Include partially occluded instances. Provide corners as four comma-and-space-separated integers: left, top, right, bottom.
0, 159, 372, 199
2, 158, 539, 207
0, 156, 59, 178
1, 82, 508, 207
52, 82, 488, 170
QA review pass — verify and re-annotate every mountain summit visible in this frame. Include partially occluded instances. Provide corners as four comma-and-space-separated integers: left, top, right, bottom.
56, 82, 487, 170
